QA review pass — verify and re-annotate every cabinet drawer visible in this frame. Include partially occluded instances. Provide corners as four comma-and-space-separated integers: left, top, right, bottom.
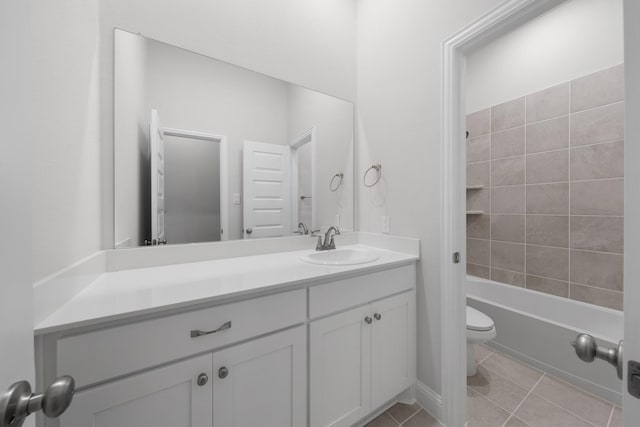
309, 264, 415, 319
57, 289, 306, 388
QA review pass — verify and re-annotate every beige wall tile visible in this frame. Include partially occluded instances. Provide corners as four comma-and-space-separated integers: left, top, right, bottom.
467, 108, 491, 138
526, 183, 569, 215
570, 141, 624, 181
526, 150, 568, 184
526, 245, 569, 281
491, 214, 525, 243
492, 186, 525, 214
571, 64, 625, 113
526, 116, 569, 154
467, 214, 490, 239
491, 241, 525, 272
527, 82, 570, 123
467, 161, 490, 187
492, 97, 525, 131
570, 102, 624, 147
570, 216, 623, 253
467, 238, 490, 266
468, 263, 490, 280
526, 275, 569, 297
570, 179, 623, 215
492, 126, 525, 160
526, 215, 568, 248
467, 134, 491, 163
570, 284, 623, 311
491, 268, 525, 287
492, 156, 525, 186
570, 250, 623, 291
532, 375, 614, 427
467, 188, 490, 213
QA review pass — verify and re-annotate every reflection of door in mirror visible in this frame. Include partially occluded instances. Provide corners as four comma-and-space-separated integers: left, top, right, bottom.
290, 128, 316, 234
243, 141, 292, 239
149, 109, 166, 245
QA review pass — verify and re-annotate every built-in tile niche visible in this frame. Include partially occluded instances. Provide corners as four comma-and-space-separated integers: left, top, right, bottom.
466, 64, 624, 310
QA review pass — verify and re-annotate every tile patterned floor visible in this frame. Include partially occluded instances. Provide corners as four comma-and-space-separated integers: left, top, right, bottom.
467, 344, 623, 427
363, 344, 623, 427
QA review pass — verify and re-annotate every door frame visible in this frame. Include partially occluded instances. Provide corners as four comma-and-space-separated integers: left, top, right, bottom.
290, 127, 317, 233
440, 1, 571, 425
161, 127, 229, 241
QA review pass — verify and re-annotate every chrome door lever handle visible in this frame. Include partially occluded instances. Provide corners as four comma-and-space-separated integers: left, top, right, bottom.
190, 321, 232, 338
571, 334, 623, 380
0, 376, 75, 427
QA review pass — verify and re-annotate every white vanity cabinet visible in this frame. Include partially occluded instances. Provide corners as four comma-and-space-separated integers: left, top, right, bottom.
309, 290, 416, 427
60, 354, 213, 427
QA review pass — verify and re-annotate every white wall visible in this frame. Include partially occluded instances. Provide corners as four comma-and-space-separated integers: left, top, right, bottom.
466, 0, 624, 112
114, 30, 148, 247
32, 0, 102, 281
144, 39, 289, 240
32, 0, 356, 282
356, 0, 505, 395
287, 85, 354, 232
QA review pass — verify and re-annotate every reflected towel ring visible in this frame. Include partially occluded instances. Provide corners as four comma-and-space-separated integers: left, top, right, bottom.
330, 173, 344, 192
363, 164, 382, 188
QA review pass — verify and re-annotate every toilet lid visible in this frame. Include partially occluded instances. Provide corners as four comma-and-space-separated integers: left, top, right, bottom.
466, 306, 494, 331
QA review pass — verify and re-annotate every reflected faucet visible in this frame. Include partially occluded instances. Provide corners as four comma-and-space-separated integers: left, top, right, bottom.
315, 226, 340, 251
298, 222, 308, 235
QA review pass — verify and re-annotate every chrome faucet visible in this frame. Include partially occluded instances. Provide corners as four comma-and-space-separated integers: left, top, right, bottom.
315, 226, 341, 251
298, 222, 309, 235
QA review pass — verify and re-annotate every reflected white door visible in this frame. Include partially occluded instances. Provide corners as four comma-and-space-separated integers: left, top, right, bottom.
242, 140, 291, 238
150, 109, 166, 245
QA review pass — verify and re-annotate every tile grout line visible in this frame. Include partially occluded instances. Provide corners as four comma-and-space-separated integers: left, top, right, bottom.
569, 81, 573, 299
530, 391, 600, 427
500, 373, 546, 427
489, 106, 493, 279
523, 94, 528, 289
605, 405, 615, 427
387, 405, 422, 426
467, 386, 516, 421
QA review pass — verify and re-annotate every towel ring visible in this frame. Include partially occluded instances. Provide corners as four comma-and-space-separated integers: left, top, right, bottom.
363, 164, 382, 188
330, 173, 344, 192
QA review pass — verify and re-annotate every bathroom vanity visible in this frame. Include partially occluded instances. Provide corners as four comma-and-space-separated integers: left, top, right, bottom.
34, 236, 418, 427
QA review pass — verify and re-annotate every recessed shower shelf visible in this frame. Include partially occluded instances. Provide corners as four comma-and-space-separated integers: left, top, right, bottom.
466, 185, 485, 190
466, 210, 484, 215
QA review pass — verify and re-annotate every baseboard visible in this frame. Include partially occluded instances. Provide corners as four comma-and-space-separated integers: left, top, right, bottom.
415, 380, 443, 424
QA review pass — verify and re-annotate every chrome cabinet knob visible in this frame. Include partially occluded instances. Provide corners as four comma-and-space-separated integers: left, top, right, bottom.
374, 313, 382, 321
245, 228, 253, 235
0, 375, 75, 427
218, 367, 229, 379
197, 373, 208, 387
364, 316, 372, 324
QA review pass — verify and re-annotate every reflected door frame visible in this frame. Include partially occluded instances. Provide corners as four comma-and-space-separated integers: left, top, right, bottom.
290, 127, 317, 233
161, 127, 229, 241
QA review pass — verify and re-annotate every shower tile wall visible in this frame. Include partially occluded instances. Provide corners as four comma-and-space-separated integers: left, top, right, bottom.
466, 64, 624, 310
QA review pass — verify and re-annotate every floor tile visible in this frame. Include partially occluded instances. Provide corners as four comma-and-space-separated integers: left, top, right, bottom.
504, 416, 531, 427
364, 412, 399, 427
467, 365, 529, 412
533, 375, 613, 426
467, 387, 510, 427
387, 402, 421, 424
473, 344, 493, 363
401, 409, 441, 427
608, 406, 622, 427
514, 394, 593, 427
480, 352, 543, 390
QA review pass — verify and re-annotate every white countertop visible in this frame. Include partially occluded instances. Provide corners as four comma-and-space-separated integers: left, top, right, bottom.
35, 244, 418, 335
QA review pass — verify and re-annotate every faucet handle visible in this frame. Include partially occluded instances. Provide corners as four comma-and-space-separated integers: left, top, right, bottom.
315, 235, 323, 251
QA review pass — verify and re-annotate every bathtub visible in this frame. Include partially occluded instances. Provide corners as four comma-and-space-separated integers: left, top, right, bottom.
466, 275, 623, 404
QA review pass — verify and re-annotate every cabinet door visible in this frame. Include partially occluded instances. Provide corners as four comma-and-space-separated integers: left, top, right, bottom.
60, 353, 212, 427
371, 291, 416, 409
310, 305, 372, 427
213, 326, 306, 427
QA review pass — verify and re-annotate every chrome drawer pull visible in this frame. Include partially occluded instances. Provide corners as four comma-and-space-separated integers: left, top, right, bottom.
190, 321, 232, 338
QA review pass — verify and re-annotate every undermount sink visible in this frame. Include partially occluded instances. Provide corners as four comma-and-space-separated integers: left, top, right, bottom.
299, 248, 379, 266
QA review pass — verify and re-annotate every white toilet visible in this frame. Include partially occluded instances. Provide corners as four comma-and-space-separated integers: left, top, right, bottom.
466, 305, 496, 376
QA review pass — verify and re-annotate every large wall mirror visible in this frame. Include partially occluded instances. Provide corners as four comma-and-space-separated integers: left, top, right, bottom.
114, 29, 354, 248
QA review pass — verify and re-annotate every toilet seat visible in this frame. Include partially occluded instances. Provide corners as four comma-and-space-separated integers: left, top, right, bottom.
466, 306, 494, 331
